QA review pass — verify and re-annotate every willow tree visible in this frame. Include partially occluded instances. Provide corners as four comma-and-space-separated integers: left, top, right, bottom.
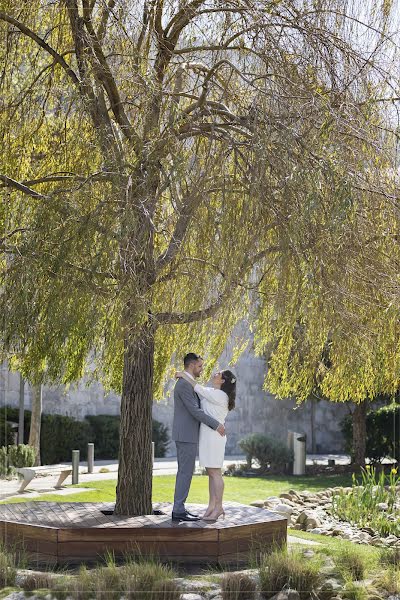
1, 0, 398, 514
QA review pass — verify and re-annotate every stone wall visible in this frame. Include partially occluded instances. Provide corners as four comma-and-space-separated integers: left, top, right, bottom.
0, 324, 352, 456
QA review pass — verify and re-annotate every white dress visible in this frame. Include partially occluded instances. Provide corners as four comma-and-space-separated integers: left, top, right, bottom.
195, 384, 229, 468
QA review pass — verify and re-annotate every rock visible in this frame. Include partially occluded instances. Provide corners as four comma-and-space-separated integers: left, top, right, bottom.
377, 503, 389, 511
205, 591, 222, 600
279, 493, 295, 501
181, 594, 205, 600
178, 580, 219, 593
271, 503, 293, 516
292, 524, 303, 530
305, 517, 321, 529
309, 528, 323, 535
297, 511, 309, 525
250, 501, 265, 508
324, 578, 343, 593
331, 529, 344, 536
318, 582, 337, 600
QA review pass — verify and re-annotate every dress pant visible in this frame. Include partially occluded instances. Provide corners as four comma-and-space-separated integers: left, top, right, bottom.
173, 441, 197, 513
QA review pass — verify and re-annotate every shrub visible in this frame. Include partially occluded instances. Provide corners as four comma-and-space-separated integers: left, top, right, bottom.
0, 417, 15, 447
373, 565, 400, 596
51, 558, 179, 600
40, 414, 93, 464
333, 546, 368, 580
221, 572, 257, 600
0, 547, 17, 588
85, 415, 120, 459
152, 419, 170, 458
0, 446, 13, 477
342, 581, 370, 600
239, 433, 293, 474
259, 547, 322, 599
8, 444, 36, 468
341, 402, 400, 464
121, 560, 179, 600
379, 547, 400, 567
21, 571, 59, 592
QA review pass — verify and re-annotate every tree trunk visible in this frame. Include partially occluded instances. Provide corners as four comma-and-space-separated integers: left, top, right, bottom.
28, 384, 42, 466
18, 374, 25, 445
352, 401, 367, 467
114, 322, 155, 516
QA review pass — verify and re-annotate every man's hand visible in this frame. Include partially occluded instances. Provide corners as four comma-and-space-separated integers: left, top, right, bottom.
175, 371, 184, 379
217, 423, 226, 437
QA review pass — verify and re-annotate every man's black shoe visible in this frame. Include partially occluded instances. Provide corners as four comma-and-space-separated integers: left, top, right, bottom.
172, 511, 201, 522
186, 511, 199, 518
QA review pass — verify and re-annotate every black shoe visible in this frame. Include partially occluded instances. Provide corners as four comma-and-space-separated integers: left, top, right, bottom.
186, 511, 199, 518
172, 511, 201, 522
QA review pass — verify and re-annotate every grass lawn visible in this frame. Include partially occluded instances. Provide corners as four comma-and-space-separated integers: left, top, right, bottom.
1, 472, 354, 505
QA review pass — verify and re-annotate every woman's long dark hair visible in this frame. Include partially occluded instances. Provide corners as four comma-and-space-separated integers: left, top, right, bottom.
221, 370, 236, 411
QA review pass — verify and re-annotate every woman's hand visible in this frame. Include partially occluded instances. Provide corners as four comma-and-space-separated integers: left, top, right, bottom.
175, 371, 184, 379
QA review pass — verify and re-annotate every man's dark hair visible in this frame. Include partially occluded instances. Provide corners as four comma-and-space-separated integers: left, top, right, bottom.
184, 353, 203, 367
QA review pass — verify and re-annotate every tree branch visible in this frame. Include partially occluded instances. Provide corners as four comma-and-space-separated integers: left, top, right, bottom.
81, 0, 140, 150
154, 244, 281, 324
0, 12, 80, 86
97, 0, 116, 42
0, 174, 48, 199
155, 191, 202, 273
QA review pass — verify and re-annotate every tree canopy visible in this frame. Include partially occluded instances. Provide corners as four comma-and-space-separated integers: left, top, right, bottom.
1, 0, 399, 513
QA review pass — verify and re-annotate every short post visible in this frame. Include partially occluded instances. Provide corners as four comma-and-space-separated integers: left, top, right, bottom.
87, 443, 94, 474
72, 450, 80, 484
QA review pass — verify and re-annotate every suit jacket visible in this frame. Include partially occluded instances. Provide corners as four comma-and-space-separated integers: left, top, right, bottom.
172, 378, 220, 442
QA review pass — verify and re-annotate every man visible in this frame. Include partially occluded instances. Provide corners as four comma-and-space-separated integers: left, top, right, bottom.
172, 352, 225, 522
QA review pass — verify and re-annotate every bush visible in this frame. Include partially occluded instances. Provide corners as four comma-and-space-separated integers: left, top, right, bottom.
85, 415, 120, 459
152, 419, 169, 458
0, 405, 170, 462
0, 446, 13, 477
8, 444, 36, 468
51, 558, 179, 600
0, 417, 15, 447
40, 414, 93, 464
0, 547, 17, 588
221, 572, 257, 600
341, 402, 400, 464
259, 547, 322, 599
333, 545, 368, 580
239, 433, 293, 474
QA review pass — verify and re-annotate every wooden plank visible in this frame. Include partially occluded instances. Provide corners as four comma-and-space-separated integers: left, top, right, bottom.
218, 520, 286, 541
57, 540, 219, 558
58, 526, 218, 542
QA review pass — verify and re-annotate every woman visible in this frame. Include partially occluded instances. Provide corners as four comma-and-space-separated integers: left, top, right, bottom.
175, 369, 236, 521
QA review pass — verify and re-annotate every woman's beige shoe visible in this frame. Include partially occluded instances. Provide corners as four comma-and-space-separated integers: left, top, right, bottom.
202, 509, 225, 522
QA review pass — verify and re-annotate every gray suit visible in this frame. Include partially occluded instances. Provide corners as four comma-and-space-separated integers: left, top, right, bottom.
172, 378, 220, 513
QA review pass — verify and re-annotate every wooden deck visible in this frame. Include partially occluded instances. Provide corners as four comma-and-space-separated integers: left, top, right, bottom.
0, 502, 287, 566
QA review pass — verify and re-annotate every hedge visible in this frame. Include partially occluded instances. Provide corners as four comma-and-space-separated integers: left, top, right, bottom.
0, 406, 170, 462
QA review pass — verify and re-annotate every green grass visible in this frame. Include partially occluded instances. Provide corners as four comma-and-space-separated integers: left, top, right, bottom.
1, 473, 354, 505
288, 529, 381, 565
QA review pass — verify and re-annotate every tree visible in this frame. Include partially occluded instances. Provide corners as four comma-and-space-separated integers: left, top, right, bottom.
1, 0, 399, 514
28, 384, 42, 466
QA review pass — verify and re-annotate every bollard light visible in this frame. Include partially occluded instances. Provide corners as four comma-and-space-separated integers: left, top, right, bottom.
72, 449, 80, 484
87, 443, 94, 473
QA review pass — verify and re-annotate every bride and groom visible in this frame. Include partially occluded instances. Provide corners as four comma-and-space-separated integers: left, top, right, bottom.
172, 352, 236, 522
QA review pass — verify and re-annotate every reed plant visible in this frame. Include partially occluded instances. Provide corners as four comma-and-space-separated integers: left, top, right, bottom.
331, 466, 400, 537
